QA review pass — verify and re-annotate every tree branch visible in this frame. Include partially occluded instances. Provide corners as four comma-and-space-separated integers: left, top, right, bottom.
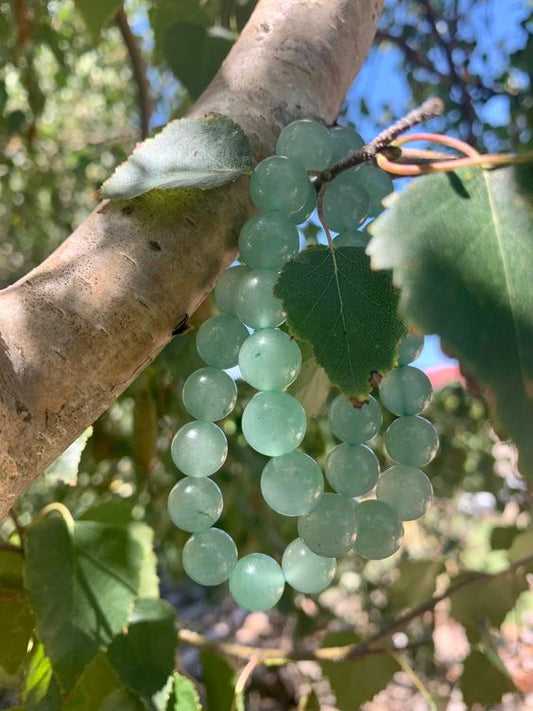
0, 0, 385, 516
177, 553, 533, 664
417, 0, 478, 146
115, 6, 151, 140
374, 29, 444, 79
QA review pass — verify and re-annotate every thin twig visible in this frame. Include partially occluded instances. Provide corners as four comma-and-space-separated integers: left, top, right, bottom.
417, 0, 478, 146
321, 97, 444, 183
374, 29, 444, 79
177, 553, 533, 665
115, 7, 151, 140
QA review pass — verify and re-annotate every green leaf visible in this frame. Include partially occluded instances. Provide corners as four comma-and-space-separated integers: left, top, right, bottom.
0, 550, 34, 675
108, 599, 176, 702
450, 570, 528, 642
200, 650, 235, 711
99, 688, 146, 711
508, 530, 533, 572
22, 643, 61, 711
167, 672, 203, 711
149, 0, 211, 56
25, 510, 156, 692
320, 632, 399, 709
79, 501, 135, 526
460, 650, 515, 707
368, 166, 533, 481
100, 116, 252, 199
63, 653, 125, 711
274, 247, 405, 397
73, 0, 122, 37
390, 559, 444, 609
163, 24, 235, 99
287, 340, 331, 417
45, 427, 92, 486
490, 526, 520, 550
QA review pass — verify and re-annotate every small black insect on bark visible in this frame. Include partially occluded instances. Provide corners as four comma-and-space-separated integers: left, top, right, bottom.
172, 314, 190, 336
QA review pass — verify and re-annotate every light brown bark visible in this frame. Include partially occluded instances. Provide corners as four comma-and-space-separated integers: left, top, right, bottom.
0, 0, 384, 516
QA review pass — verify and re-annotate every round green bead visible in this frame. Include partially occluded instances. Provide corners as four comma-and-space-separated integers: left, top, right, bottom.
249, 156, 311, 217
376, 465, 433, 521
289, 181, 317, 224
325, 443, 380, 497
182, 367, 237, 421
353, 499, 403, 560
298, 493, 357, 557
196, 314, 249, 369
235, 269, 286, 329
397, 333, 424, 365
229, 553, 285, 611
214, 265, 250, 316
167, 477, 223, 532
323, 169, 370, 232
276, 119, 333, 171
379, 365, 433, 416
329, 126, 365, 162
261, 451, 323, 516
352, 164, 394, 218
328, 394, 382, 444
242, 391, 307, 456
171, 421, 227, 477
333, 230, 369, 248
238, 328, 302, 391
182, 528, 238, 586
384, 416, 439, 467
282, 538, 336, 594
239, 212, 299, 270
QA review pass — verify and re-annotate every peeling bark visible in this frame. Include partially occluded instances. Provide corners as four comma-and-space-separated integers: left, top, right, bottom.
0, 0, 384, 516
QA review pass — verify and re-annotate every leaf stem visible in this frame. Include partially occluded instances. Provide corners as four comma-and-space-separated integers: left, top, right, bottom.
376, 149, 533, 176
393, 132, 480, 157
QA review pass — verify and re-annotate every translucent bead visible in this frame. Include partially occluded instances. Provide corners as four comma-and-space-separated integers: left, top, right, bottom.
385, 416, 439, 467
242, 391, 306, 456
167, 477, 223, 532
352, 164, 394, 218
333, 230, 369, 248
276, 119, 333, 171
196, 314, 248, 369
376, 465, 433, 520
329, 126, 365, 162
397, 333, 424, 365
238, 329, 302, 391
238, 212, 299, 270
298, 493, 357, 557
282, 538, 336, 594
171, 421, 227, 477
261, 451, 323, 516
325, 443, 380, 497
182, 367, 237, 421
323, 169, 370, 232
353, 500, 404, 560
182, 528, 238, 586
235, 269, 286, 329
229, 553, 285, 611
249, 156, 311, 217
328, 394, 382, 444
289, 181, 317, 224
378, 365, 433, 416
214, 265, 250, 316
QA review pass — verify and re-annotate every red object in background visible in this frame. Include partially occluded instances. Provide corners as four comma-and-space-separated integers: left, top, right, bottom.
425, 365, 465, 390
